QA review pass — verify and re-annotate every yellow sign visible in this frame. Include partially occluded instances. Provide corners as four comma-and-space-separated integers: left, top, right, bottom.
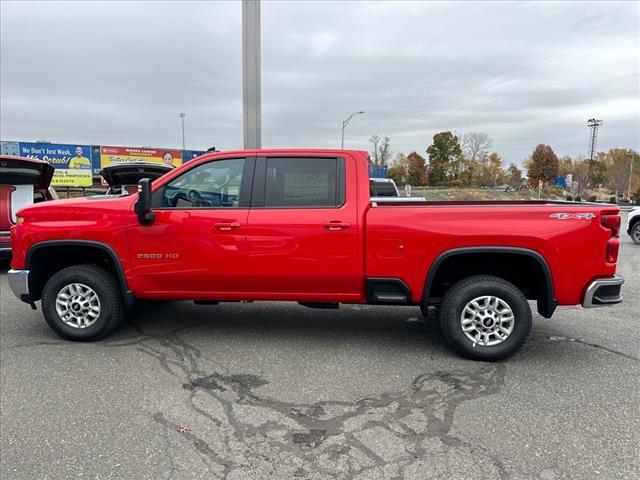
100, 146, 182, 168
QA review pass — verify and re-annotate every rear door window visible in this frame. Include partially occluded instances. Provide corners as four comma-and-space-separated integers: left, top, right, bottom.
263, 157, 344, 208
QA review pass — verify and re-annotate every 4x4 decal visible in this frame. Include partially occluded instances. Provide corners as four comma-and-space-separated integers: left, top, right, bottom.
550, 212, 596, 220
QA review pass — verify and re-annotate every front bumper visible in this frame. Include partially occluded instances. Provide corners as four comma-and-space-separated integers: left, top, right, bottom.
582, 275, 624, 308
7, 269, 31, 304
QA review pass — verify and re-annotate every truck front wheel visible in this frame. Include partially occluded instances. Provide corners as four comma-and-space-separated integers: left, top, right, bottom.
41, 265, 124, 341
439, 275, 532, 361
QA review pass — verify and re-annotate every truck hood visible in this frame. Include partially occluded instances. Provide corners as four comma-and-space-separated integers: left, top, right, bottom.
16, 194, 134, 219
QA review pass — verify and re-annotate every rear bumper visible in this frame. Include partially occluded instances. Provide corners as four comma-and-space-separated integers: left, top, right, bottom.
582, 275, 624, 308
7, 269, 31, 304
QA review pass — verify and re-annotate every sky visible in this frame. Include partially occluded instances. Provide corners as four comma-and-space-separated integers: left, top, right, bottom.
1, 0, 638, 166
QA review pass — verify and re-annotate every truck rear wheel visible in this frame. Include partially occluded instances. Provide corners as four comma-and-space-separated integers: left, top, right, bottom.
439, 275, 532, 361
631, 222, 640, 245
41, 265, 124, 341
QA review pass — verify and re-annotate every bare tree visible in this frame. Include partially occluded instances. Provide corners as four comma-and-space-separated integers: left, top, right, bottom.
461, 133, 492, 166
377, 137, 391, 165
369, 135, 380, 164
369, 135, 391, 165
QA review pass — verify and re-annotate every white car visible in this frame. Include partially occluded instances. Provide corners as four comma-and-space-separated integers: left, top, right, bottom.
627, 207, 640, 244
369, 178, 400, 197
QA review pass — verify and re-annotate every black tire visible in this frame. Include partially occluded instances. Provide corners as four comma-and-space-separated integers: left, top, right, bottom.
631, 222, 640, 245
41, 265, 124, 341
439, 275, 532, 361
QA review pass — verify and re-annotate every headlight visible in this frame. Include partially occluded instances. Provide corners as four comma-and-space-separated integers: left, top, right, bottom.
16, 215, 25, 225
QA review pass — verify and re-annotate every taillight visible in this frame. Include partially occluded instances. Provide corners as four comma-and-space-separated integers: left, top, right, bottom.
606, 238, 619, 263
601, 215, 621, 237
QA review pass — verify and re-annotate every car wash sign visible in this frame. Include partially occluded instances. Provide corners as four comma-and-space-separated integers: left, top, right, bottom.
18, 142, 93, 187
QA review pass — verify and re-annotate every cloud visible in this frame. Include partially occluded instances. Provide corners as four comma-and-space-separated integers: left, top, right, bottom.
1, 0, 638, 165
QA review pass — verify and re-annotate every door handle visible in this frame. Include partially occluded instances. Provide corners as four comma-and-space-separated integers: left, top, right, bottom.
324, 222, 351, 231
214, 222, 241, 231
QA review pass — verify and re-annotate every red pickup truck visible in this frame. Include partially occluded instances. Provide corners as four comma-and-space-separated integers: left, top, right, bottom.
8, 149, 624, 360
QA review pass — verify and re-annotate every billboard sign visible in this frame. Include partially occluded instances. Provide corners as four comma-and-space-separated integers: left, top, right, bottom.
18, 142, 93, 187
100, 146, 182, 168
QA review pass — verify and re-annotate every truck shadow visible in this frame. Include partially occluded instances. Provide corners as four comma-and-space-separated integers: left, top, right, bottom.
119, 300, 448, 355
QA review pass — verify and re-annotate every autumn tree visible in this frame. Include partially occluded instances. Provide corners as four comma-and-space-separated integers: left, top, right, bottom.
507, 163, 523, 184
603, 148, 640, 198
426, 131, 462, 184
558, 156, 574, 177
482, 152, 506, 186
572, 159, 590, 193
527, 144, 559, 183
407, 151, 428, 186
387, 153, 408, 184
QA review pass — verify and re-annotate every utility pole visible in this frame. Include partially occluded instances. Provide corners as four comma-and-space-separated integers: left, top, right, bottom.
340, 111, 364, 149
179, 112, 186, 151
586, 118, 603, 186
242, 0, 261, 149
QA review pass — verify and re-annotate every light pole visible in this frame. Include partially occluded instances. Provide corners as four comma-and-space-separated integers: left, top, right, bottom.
179, 112, 186, 151
341, 111, 364, 149
243, 0, 261, 149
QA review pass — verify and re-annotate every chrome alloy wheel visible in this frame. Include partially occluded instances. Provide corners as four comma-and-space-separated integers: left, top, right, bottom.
460, 295, 515, 346
633, 224, 640, 243
55, 283, 101, 329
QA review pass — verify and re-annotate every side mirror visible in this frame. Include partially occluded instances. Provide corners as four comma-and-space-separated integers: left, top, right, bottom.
134, 178, 155, 225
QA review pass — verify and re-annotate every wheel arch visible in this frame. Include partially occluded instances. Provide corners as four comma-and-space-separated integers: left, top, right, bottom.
423, 246, 557, 318
25, 240, 133, 306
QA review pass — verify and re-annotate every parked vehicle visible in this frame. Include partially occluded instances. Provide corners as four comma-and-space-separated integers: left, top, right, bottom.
627, 207, 640, 244
370, 178, 399, 197
0, 155, 57, 258
100, 162, 173, 195
8, 149, 624, 360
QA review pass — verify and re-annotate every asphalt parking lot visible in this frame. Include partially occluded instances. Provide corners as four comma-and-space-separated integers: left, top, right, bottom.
1, 230, 638, 480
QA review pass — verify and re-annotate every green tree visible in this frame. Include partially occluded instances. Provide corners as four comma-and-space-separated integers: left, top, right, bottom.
426, 131, 462, 184
407, 151, 428, 186
527, 144, 559, 183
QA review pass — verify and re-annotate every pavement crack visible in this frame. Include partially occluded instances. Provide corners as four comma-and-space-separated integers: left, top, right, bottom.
138, 328, 511, 479
548, 335, 639, 361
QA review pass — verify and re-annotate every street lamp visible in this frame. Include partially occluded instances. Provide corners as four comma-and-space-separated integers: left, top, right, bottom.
341, 111, 364, 149
179, 112, 186, 151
